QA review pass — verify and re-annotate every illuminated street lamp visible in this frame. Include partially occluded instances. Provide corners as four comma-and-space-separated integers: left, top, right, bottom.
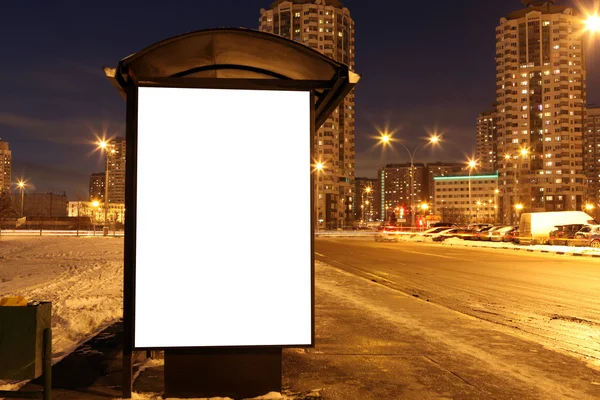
378, 130, 441, 228
314, 161, 325, 232
17, 180, 25, 218
361, 186, 373, 223
585, 13, 600, 33
96, 139, 115, 227
92, 200, 100, 235
515, 203, 524, 223
585, 203, 595, 212
494, 189, 500, 223
467, 159, 478, 224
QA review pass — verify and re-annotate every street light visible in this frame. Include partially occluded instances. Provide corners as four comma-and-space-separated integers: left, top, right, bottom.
503, 148, 529, 223
515, 203, 524, 223
314, 161, 325, 232
361, 186, 372, 224
379, 131, 441, 228
96, 139, 115, 227
92, 200, 100, 235
17, 180, 25, 218
467, 159, 478, 224
585, 203, 595, 212
585, 14, 600, 33
494, 189, 500, 224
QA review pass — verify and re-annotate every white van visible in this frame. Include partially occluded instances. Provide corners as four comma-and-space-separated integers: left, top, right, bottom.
519, 211, 597, 245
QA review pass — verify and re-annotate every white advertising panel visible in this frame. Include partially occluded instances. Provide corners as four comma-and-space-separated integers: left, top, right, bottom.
134, 87, 312, 348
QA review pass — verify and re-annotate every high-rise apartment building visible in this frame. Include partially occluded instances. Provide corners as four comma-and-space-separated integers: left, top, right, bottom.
0, 140, 11, 194
107, 137, 126, 204
259, 0, 355, 229
354, 177, 376, 221
476, 109, 498, 171
584, 105, 600, 213
495, 0, 586, 224
378, 163, 427, 221
89, 172, 105, 202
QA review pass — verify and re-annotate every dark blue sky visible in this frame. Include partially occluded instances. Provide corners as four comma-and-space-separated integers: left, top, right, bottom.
0, 0, 598, 198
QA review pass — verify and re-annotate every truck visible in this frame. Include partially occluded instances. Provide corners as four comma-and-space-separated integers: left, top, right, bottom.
518, 211, 597, 245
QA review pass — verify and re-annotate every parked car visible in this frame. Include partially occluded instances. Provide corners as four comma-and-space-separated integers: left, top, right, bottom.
429, 222, 457, 228
572, 225, 600, 247
471, 226, 496, 241
548, 224, 587, 246
431, 228, 462, 242
488, 226, 515, 242
480, 226, 506, 241
502, 226, 519, 242
420, 227, 454, 237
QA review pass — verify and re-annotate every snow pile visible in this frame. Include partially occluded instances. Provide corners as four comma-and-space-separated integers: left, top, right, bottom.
0, 236, 124, 363
442, 237, 600, 255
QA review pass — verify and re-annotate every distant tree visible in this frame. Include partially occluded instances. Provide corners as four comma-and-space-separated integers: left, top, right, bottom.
34, 194, 50, 236
0, 193, 18, 238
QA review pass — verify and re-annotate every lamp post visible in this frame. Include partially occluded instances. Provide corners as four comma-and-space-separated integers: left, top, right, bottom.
92, 200, 100, 235
494, 189, 500, 224
421, 203, 429, 228
467, 159, 478, 224
378, 132, 440, 229
314, 161, 324, 232
504, 148, 528, 224
17, 181, 25, 218
515, 203, 524, 224
97, 140, 116, 228
361, 186, 372, 224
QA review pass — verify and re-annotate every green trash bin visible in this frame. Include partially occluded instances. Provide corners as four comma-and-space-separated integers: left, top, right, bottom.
0, 302, 52, 399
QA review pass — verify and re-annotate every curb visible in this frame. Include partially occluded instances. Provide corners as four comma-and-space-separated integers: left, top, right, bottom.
443, 242, 600, 258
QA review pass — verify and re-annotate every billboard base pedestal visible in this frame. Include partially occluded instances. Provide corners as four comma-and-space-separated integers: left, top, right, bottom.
164, 347, 282, 399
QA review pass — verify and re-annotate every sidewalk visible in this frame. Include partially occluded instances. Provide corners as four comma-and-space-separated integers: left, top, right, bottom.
11, 262, 600, 399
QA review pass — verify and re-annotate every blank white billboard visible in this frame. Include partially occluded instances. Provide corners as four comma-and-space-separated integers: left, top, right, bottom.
134, 86, 312, 348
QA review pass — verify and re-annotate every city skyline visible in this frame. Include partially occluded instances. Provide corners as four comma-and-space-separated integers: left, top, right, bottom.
0, 0, 599, 199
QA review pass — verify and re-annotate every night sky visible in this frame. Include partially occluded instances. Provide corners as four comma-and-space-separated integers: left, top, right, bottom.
0, 0, 598, 199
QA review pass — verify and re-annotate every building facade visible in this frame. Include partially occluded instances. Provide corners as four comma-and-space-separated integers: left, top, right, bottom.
0, 140, 11, 194
11, 193, 68, 218
89, 172, 105, 202
426, 162, 465, 204
107, 137, 126, 204
584, 105, 600, 216
68, 201, 125, 224
378, 163, 427, 222
259, 0, 356, 229
434, 173, 500, 224
354, 177, 376, 221
476, 109, 498, 171
495, 0, 587, 224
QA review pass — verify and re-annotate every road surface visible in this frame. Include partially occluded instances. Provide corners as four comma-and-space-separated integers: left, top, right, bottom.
282, 237, 600, 399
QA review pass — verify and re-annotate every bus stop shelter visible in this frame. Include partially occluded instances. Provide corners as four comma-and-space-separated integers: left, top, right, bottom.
104, 27, 359, 399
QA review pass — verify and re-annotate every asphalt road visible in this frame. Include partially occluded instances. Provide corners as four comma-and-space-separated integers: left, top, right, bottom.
314, 238, 600, 364
282, 237, 600, 399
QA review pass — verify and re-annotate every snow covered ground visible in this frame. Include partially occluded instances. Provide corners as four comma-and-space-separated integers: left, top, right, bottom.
440, 236, 600, 255
0, 236, 124, 394
0, 237, 299, 399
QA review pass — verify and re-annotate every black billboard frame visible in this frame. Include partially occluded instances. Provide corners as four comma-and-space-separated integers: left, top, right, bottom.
122, 75, 317, 397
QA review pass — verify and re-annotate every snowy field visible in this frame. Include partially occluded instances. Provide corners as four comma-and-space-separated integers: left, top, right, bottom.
0, 236, 124, 364
0, 236, 295, 399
